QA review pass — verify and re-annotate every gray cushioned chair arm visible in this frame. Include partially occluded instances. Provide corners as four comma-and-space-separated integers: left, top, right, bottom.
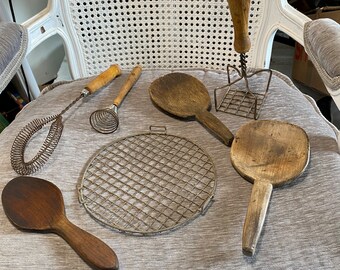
0, 22, 28, 94
304, 18, 340, 107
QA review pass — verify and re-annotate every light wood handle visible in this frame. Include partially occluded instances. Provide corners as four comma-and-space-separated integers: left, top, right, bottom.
85, 64, 122, 94
242, 180, 273, 256
54, 216, 119, 270
227, 0, 251, 53
195, 110, 234, 146
113, 65, 142, 107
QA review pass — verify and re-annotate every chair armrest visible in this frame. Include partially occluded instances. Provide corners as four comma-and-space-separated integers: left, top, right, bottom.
0, 22, 27, 94
304, 18, 340, 108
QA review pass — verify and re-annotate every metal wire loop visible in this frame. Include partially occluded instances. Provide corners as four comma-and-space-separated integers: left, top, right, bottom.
90, 108, 119, 134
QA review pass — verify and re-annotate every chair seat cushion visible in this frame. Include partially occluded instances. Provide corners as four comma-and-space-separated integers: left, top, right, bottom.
0, 69, 339, 269
0, 22, 27, 93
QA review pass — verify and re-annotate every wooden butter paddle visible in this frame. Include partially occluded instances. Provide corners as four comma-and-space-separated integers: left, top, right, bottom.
2, 176, 119, 270
230, 120, 310, 256
149, 72, 234, 146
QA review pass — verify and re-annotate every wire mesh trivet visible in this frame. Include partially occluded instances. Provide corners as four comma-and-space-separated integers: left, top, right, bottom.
78, 127, 216, 235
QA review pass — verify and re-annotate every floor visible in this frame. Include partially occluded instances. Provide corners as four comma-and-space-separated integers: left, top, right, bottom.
270, 41, 340, 129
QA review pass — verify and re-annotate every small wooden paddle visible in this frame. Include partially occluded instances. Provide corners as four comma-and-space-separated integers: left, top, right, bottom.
2, 176, 119, 270
149, 72, 234, 146
230, 120, 310, 256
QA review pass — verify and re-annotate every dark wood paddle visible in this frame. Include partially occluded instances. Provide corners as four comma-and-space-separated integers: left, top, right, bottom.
230, 120, 310, 256
2, 176, 119, 270
149, 72, 234, 146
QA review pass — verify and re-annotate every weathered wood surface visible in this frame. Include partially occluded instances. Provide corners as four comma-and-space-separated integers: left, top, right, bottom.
149, 72, 234, 146
113, 65, 142, 106
2, 176, 119, 270
85, 64, 121, 94
227, 0, 251, 53
230, 120, 310, 256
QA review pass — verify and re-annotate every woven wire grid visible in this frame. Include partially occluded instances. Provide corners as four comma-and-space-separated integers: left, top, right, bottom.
214, 66, 272, 119
217, 87, 266, 119
79, 132, 216, 235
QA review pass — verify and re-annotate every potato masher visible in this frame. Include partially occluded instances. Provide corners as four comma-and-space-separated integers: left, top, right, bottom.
214, 0, 272, 120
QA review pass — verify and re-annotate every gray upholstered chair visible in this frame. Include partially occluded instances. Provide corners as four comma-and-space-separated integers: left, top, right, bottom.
0, 22, 27, 132
0, 1, 339, 269
0, 22, 27, 95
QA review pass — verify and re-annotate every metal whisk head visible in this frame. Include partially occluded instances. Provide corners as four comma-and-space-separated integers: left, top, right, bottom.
10, 94, 83, 175
10, 64, 122, 175
10, 115, 63, 175
89, 65, 142, 134
90, 105, 119, 134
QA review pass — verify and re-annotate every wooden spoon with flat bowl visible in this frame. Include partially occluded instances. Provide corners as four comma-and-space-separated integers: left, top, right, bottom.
2, 176, 119, 270
230, 120, 310, 256
149, 72, 234, 146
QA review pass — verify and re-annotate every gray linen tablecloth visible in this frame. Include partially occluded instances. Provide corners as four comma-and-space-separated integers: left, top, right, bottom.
0, 69, 339, 269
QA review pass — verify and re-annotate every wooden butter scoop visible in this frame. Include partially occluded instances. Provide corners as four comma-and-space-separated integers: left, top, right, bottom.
2, 176, 119, 270
230, 120, 310, 256
149, 72, 234, 146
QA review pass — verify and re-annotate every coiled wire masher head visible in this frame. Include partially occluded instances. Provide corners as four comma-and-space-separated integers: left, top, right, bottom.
10, 115, 63, 175
10, 94, 82, 175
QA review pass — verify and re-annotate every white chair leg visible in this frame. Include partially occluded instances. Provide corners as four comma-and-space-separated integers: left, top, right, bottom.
22, 58, 40, 99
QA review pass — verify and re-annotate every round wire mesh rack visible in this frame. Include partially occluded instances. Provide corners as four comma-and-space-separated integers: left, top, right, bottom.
78, 128, 216, 235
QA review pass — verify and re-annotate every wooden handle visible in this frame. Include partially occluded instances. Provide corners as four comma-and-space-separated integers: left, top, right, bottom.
54, 216, 119, 270
113, 65, 142, 107
227, 0, 251, 53
242, 180, 273, 256
195, 110, 234, 146
85, 64, 122, 94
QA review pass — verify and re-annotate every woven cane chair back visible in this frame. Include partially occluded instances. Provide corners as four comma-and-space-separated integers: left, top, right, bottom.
23, 0, 309, 79
65, 0, 263, 75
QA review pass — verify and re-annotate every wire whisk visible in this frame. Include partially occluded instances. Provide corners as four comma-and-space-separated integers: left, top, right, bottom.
90, 65, 142, 134
11, 64, 122, 175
